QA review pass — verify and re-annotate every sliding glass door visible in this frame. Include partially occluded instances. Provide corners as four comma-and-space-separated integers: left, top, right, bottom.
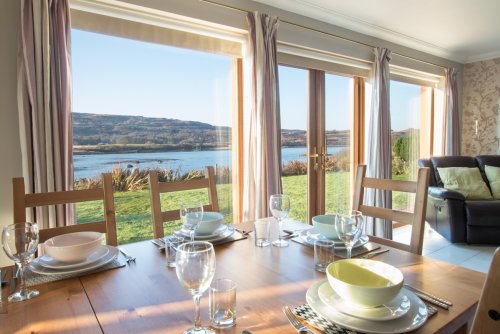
278, 65, 357, 223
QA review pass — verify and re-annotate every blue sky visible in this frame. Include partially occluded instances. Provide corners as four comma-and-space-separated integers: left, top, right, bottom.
72, 29, 421, 131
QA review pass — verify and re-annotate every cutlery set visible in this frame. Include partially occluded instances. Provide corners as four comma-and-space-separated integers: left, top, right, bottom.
403, 284, 452, 310
283, 305, 318, 333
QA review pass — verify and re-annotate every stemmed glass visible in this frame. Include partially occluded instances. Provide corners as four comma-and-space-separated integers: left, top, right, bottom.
269, 194, 291, 248
180, 202, 204, 242
176, 241, 216, 334
334, 210, 365, 259
2, 222, 40, 302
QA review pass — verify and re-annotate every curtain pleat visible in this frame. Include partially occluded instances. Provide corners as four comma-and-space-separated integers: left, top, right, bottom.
18, 0, 73, 229
243, 12, 282, 221
444, 68, 460, 155
365, 47, 392, 238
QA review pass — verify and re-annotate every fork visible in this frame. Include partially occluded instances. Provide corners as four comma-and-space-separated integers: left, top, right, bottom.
283, 306, 315, 333
119, 248, 136, 262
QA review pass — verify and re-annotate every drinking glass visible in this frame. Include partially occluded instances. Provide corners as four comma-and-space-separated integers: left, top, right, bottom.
269, 194, 290, 247
2, 222, 39, 302
176, 241, 216, 334
180, 202, 204, 242
334, 210, 365, 259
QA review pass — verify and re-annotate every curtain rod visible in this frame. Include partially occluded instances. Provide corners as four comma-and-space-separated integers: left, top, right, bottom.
200, 0, 448, 71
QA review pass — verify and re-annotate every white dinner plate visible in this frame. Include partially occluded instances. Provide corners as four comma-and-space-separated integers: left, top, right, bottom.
317, 281, 411, 321
38, 246, 110, 270
29, 245, 118, 276
306, 280, 427, 334
175, 226, 235, 242
299, 229, 369, 249
176, 224, 228, 240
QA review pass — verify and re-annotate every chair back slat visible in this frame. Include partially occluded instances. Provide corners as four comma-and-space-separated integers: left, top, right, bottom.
362, 177, 417, 193
353, 164, 430, 255
24, 188, 103, 207
12, 173, 117, 246
148, 166, 219, 239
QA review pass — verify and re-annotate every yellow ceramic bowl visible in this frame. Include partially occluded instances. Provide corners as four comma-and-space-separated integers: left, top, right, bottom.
326, 259, 404, 307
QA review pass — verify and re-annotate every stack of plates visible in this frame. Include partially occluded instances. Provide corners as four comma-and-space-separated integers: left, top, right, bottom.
299, 229, 369, 250
306, 280, 428, 333
174, 225, 235, 243
30, 245, 119, 275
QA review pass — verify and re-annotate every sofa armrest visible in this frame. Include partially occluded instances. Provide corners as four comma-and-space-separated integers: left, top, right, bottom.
428, 186, 466, 201
425, 188, 467, 242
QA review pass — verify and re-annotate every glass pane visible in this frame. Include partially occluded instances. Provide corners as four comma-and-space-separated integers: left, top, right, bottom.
325, 74, 353, 213
278, 65, 308, 222
390, 80, 422, 211
72, 29, 233, 244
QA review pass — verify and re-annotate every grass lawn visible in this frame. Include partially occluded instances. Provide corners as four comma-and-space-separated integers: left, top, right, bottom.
77, 171, 410, 245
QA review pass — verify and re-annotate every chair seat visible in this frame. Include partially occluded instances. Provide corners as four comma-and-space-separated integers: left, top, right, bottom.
466, 200, 500, 227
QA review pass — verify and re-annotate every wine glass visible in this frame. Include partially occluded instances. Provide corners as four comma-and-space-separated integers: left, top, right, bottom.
176, 241, 216, 334
269, 194, 291, 248
180, 202, 204, 241
334, 210, 365, 259
2, 222, 40, 302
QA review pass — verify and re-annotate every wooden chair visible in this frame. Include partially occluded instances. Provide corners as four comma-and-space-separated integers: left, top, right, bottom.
148, 166, 219, 238
352, 164, 430, 255
13, 173, 118, 246
470, 247, 500, 333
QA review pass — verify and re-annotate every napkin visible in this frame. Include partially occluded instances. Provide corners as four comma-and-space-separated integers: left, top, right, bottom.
292, 303, 438, 334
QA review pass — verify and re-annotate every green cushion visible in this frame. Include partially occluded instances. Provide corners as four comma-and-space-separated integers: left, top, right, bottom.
437, 167, 492, 200
485, 165, 500, 199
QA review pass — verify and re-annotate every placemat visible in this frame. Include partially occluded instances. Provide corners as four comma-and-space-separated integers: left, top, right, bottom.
292, 303, 438, 334
292, 237, 381, 259
24, 254, 127, 287
153, 231, 247, 250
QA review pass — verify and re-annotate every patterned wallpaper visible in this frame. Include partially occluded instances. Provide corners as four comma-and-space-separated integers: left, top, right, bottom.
462, 58, 500, 155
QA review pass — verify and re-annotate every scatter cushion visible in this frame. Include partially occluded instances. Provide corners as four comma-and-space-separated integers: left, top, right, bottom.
485, 165, 500, 199
437, 167, 492, 200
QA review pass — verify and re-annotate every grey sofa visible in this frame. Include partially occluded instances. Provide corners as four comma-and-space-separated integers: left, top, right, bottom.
418, 155, 500, 244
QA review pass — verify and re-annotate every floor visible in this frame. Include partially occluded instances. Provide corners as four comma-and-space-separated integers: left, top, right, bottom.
393, 224, 498, 274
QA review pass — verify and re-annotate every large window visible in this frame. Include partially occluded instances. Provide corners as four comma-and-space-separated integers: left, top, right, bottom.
72, 29, 234, 243
390, 80, 432, 212
278, 65, 308, 221
325, 74, 353, 213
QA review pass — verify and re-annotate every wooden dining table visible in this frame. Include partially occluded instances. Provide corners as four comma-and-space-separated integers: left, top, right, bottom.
1, 221, 486, 333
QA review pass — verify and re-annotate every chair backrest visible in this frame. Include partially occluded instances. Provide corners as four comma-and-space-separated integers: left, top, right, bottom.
352, 164, 430, 255
148, 166, 219, 239
13, 173, 117, 246
470, 247, 500, 333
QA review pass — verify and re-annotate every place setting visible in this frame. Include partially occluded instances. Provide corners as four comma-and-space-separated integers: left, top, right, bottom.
1, 222, 128, 303
282, 211, 445, 334
152, 202, 247, 251
292, 210, 383, 259
286, 257, 437, 334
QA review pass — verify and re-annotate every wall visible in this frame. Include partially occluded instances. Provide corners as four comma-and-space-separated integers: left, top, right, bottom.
0, 0, 22, 266
462, 58, 500, 155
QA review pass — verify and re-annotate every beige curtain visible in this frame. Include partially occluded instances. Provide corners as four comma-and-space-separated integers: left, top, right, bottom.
243, 12, 282, 221
444, 67, 460, 155
365, 47, 392, 238
18, 0, 73, 229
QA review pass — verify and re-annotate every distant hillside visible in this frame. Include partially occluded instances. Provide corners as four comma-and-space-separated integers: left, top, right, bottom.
73, 112, 231, 151
73, 113, 414, 154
